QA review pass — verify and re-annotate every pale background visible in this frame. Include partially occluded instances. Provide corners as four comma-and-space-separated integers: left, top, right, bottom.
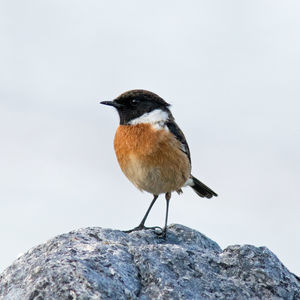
0, 0, 299, 275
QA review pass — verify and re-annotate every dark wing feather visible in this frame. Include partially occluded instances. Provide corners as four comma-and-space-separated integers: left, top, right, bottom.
166, 120, 191, 163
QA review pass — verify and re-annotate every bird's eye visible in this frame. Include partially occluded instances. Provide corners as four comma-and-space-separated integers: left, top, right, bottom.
131, 99, 138, 105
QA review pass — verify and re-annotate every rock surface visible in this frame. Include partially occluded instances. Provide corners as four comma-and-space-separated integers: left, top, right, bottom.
0, 224, 299, 300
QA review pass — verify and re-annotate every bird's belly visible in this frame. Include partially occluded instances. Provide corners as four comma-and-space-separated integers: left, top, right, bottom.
124, 155, 188, 194
114, 124, 191, 195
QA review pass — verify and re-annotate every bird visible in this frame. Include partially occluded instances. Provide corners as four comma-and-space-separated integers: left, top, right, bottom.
101, 89, 217, 238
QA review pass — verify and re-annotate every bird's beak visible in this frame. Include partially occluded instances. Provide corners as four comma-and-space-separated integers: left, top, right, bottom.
100, 100, 121, 108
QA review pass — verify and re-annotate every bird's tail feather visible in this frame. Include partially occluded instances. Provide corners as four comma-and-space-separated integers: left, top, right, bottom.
189, 175, 218, 198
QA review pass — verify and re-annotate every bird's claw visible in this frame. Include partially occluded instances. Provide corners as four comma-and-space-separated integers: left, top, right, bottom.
123, 225, 163, 234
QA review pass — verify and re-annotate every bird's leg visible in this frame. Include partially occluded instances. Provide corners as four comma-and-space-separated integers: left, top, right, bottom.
124, 195, 161, 233
160, 192, 171, 239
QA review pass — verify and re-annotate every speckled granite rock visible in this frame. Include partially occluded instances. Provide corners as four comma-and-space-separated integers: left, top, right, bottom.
0, 224, 299, 300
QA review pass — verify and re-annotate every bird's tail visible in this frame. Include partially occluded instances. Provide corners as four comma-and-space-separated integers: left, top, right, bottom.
187, 175, 218, 199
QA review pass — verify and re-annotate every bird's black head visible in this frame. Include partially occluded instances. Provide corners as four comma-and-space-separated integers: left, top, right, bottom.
101, 89, 171, 125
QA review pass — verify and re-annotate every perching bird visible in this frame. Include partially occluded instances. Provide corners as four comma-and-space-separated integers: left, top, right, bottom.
101, 89, 217, 238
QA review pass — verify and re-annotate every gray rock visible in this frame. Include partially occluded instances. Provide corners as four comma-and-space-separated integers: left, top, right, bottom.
0, 224, 299, 300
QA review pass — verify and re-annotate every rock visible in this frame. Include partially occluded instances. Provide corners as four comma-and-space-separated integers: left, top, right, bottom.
0, 224, 299, 300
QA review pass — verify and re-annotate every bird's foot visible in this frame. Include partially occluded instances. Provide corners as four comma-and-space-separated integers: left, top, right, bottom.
156, 227, 167, 240
123, 225, 163, 234
124, 225, 167, 240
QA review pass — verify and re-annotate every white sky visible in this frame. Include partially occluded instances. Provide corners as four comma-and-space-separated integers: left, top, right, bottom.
0, 0, 299, 275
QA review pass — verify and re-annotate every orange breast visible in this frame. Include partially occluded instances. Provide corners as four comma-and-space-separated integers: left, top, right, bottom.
114, 124, 191, 195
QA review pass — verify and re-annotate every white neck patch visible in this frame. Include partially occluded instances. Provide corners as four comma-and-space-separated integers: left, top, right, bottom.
129, 109, 169, 130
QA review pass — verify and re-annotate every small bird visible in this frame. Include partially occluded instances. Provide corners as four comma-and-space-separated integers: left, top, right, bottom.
101, 89, 217, 238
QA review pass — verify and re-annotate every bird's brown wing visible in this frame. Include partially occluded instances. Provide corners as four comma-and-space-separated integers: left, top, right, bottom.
166, 120, 191, 164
